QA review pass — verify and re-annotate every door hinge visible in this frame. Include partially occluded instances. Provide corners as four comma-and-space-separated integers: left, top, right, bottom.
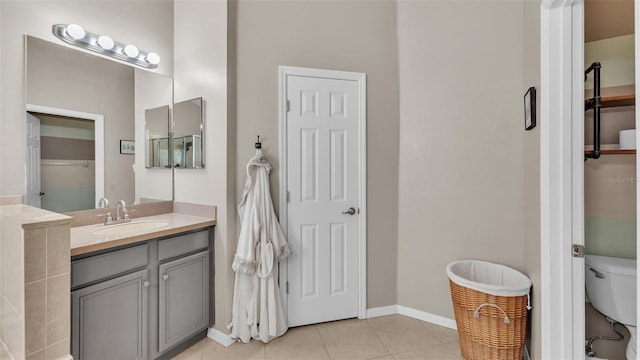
572, 244, 585, 258
287, 191, 290, 203
286, 281, 289, 294
285, 100, 290, 112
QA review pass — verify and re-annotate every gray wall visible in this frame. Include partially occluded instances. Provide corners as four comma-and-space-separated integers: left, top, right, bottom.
229, 0, 401, 308
27, 37, 135, 205
396, 0, 526, 317
523, 0, 541, 358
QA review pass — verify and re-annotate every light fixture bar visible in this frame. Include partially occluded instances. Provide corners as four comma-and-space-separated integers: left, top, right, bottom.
52, 24, 160, 69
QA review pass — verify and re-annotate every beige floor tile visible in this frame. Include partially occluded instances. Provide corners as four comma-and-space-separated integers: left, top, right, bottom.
319, 320, 389, 360
368, 315, 441, 354
172, 338, 207, 360
443, 342, 462, 360
392, 344, 458, 360
265, 326, 328, 360
419, 322, 459, 344
200, 338, 265, 360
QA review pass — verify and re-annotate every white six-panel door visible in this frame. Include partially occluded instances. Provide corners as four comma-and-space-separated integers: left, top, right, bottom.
283, 70, 364, 327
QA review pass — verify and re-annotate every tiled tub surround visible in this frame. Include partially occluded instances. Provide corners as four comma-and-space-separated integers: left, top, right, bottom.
0, 204, 73, 360
0, 200, 216, 360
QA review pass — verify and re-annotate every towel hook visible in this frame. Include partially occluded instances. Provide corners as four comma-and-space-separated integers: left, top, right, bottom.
255, 135, 262, 149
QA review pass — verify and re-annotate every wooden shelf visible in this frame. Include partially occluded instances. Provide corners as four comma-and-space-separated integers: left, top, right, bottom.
600, 94, 635, 108
584, 149, 636, 155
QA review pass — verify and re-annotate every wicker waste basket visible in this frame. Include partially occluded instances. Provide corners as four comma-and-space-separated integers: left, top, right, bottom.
447, 260, 532, 360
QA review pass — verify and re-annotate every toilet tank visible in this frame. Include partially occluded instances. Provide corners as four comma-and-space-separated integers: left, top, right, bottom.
585, 255, 637, 326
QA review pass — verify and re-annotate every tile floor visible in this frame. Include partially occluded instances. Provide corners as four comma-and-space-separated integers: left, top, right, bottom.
173, 315, 462, 360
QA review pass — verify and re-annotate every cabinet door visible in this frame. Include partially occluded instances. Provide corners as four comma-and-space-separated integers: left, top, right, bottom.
72, 269, 149, 360
158, 251, 209, 353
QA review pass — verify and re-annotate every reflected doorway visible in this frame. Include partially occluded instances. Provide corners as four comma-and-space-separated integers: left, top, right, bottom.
25, 104, 104, 211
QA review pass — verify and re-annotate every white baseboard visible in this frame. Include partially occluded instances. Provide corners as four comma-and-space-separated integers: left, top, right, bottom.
366, 304, 457, 330
397, 305, 457, 330
366, 305, 398, 318
207, 327, 236, 347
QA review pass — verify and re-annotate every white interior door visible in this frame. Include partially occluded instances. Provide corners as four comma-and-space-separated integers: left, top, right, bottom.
25, 113, 42, 207
284, 71, 363, 327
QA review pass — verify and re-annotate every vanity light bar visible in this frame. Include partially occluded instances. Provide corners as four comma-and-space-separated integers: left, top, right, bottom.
52, 24, 160, 69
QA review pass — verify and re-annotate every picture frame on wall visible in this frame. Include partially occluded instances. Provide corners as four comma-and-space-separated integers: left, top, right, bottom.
120, 140, 135, 155
524, 87, 536, 130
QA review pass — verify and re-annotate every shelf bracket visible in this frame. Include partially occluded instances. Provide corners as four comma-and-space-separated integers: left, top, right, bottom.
584, 62, 602, 161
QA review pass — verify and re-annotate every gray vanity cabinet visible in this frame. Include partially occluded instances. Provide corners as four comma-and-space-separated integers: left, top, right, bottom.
71, 269, 149, 360
71, 227, 214, 360
158, 251, 209, 353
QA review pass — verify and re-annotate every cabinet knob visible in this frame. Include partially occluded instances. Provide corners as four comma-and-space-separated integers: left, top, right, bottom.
162, 274, 169, 281
143, 281, 150, 287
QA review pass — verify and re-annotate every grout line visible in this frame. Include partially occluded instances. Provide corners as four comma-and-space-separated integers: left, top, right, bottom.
316, 326, 333, 360
366, 318, 393, 357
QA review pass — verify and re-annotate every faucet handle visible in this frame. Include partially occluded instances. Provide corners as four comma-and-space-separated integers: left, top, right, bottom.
96, 212, 113, 224
123, 209, 136, 221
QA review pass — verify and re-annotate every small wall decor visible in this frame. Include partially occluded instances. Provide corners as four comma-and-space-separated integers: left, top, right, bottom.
524, 87, 536, 130
120, 140, 135, 155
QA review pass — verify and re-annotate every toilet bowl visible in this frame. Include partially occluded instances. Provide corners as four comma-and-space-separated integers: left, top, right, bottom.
585, 255, 637, 360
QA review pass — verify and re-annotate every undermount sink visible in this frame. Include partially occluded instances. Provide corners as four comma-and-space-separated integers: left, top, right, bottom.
92, 220, 169, 236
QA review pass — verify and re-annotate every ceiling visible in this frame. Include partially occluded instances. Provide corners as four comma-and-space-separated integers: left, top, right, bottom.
585, 0, 634, 42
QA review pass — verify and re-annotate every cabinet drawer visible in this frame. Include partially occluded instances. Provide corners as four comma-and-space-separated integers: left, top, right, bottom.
158, 229, 209, 261
72, 244, 148, 288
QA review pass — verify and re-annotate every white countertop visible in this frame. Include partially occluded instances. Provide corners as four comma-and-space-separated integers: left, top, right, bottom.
70, 212, 216, 256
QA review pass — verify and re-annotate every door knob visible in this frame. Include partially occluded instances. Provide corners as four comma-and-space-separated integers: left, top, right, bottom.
143, 281, 150, 287
162, 274, 169, 281
39, 192, 45, 196
342, 207, 356, 215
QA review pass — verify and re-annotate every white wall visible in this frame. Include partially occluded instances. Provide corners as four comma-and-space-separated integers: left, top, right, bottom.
0, 0, 173, 198
173, 0, 230, 332
396, 0, 525, 317
523, 1, 541, 357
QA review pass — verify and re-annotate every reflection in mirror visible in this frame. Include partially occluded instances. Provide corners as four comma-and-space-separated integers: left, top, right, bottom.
25, 36, 173, 211
173, 97, 204, 168
145, 105, 170, 168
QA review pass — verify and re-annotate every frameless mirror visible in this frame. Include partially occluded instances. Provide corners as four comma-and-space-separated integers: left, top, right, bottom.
145, 105, 171, 168
173, 97, 204, 168
26, 36, 173, 212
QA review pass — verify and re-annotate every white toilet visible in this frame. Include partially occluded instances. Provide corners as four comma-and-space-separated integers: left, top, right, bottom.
585, 254, 637, 360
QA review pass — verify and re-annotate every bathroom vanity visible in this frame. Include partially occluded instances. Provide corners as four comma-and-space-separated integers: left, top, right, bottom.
70, 212, 215, 360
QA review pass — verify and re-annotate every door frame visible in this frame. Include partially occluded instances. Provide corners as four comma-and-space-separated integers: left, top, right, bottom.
278, 66, 367, 323
26, 104, 105, 207
540, 0, 585, 358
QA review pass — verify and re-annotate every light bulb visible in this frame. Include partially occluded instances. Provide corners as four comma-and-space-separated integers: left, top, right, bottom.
124, 44, 139, 58
145, 52, 160, 65
97, 35, 114, 50
66, 24, 86, 40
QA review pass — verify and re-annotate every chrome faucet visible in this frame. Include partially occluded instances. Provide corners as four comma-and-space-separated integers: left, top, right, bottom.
116, 200, 131, 222
97, 197, 109, 208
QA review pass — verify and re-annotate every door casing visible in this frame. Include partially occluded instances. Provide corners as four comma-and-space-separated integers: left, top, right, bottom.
278, 66, 367, 324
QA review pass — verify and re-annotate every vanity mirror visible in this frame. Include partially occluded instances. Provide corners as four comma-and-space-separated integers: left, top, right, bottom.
173, 97, 204, 168
145, 105, 171, 168
25, 36, 173, 212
